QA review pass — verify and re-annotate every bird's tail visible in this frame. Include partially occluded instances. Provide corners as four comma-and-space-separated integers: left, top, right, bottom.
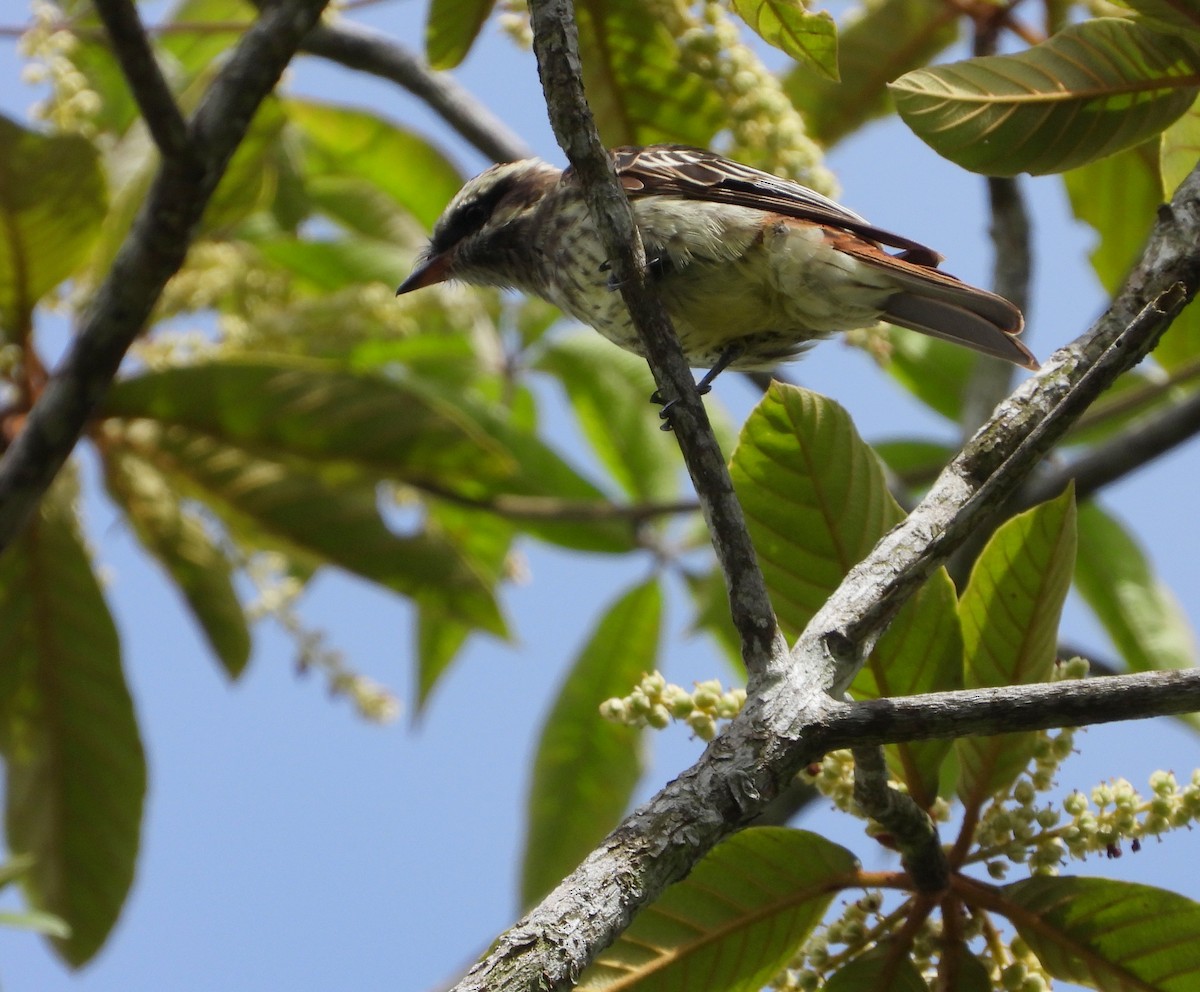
883, 282, 1037, 370
839, 237, 1038, 370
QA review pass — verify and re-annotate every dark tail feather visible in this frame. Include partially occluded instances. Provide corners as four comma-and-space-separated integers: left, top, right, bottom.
829, 230, 1038, 369
883, 290, 1038, 370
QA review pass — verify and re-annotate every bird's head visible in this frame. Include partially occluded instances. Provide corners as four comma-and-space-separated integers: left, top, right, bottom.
396, 157, 561, 295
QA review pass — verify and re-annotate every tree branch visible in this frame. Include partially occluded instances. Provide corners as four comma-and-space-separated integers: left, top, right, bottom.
1023, 386, 1200, 508
446, 162, 1200, 991
0, 0, 331, 552
852, 745, 948, 892
825, 668, 1200, 748
961, 176, 1032, 437
450, 646, 1200, 992
298, 19, 534, 164
526, 0, 786, 674
91, 0, 190, 159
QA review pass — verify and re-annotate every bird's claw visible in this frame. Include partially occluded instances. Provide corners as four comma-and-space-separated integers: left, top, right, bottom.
650, 389, 676, 430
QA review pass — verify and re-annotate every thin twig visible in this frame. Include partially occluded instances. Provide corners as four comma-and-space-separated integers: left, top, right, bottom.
1071, 355, 1200, 434
298, 20, 533, 164
415, 479, 699, 523
957, 24, 1034, 444
960, 176, 1032, 438
0, 0, 332, 551
526, 0, 785, 674
852, 745, 948, 892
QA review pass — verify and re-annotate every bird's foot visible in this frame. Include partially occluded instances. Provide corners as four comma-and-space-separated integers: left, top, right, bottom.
649, 346, 740, 430
650, 379, 716, 431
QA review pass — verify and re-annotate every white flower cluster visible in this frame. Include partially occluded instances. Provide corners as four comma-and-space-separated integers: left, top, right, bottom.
498, 0, 534, 49
20, 2, 101, 135
246, 552, 400, 723
599, 671, 745, 741
670, 0, 834, 192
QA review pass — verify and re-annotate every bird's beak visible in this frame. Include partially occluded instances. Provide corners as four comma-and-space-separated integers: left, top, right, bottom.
396, 252, 452, 295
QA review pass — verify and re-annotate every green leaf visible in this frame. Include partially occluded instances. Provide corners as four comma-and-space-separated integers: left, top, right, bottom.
1161, 93, 1200, 193
159, 0, 254, 82
1075, 501, 1199, 678
102, 360, 514, 493
731, 384, 960, 797
854, 568, 962, 806
536, 333, 681, 502
415, 613, 470, 718
884, 329, 977, 422
730, 383, 901, 638
956, 487, 1077, 805
345, 323, 483, 379
1119, 0, 1200, 40
202, 96, 287, 234
873, 438, 955, 490
287, 100, 463, 230
1061, 139, 1200, 369
684, 566, 745, 672
105, 359, 638, 556
732, 0, 839, 81
415, 504, 514, 714
521, 580, 660, 906
824, 943, 929, 991
575, 0, 726, 147
251, 235, 412, 293
0, 473, 146, 966
785, 0, 959, 146
101, 446, 251, 679
0, 853, 34, 890
448, 393, 643, 554
426, 0, 496, 69
103, 418, 508, 636
939, 943, 995, 991
580, 827, 858, 990
303, 175, 427, 245
892, 19, 1200, 176
1005, 875, 1200, 990
0, 115, 106, 335
1156, 99, 1200, 382
1064, 141, 1161, 292
1151, 299, 1200, 369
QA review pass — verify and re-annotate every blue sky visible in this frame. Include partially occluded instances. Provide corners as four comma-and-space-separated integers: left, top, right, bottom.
1, 4, 1199, 991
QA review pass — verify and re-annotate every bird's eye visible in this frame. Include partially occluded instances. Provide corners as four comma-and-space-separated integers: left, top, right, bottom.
458, 201, 489, 231
433, 197, 497, 253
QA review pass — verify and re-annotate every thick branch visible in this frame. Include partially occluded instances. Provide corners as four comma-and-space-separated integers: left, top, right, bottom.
92, 0, 190, 158
526, 0, 785, 673
825, 668, 1200, 748
0, 0, 331, 551
298, 20, 533, 163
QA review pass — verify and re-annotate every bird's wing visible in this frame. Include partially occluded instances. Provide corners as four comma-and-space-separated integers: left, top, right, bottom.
607, 145, 944, 267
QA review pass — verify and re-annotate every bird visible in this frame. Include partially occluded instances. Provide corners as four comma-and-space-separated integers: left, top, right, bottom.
397, 144, 1037, 404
